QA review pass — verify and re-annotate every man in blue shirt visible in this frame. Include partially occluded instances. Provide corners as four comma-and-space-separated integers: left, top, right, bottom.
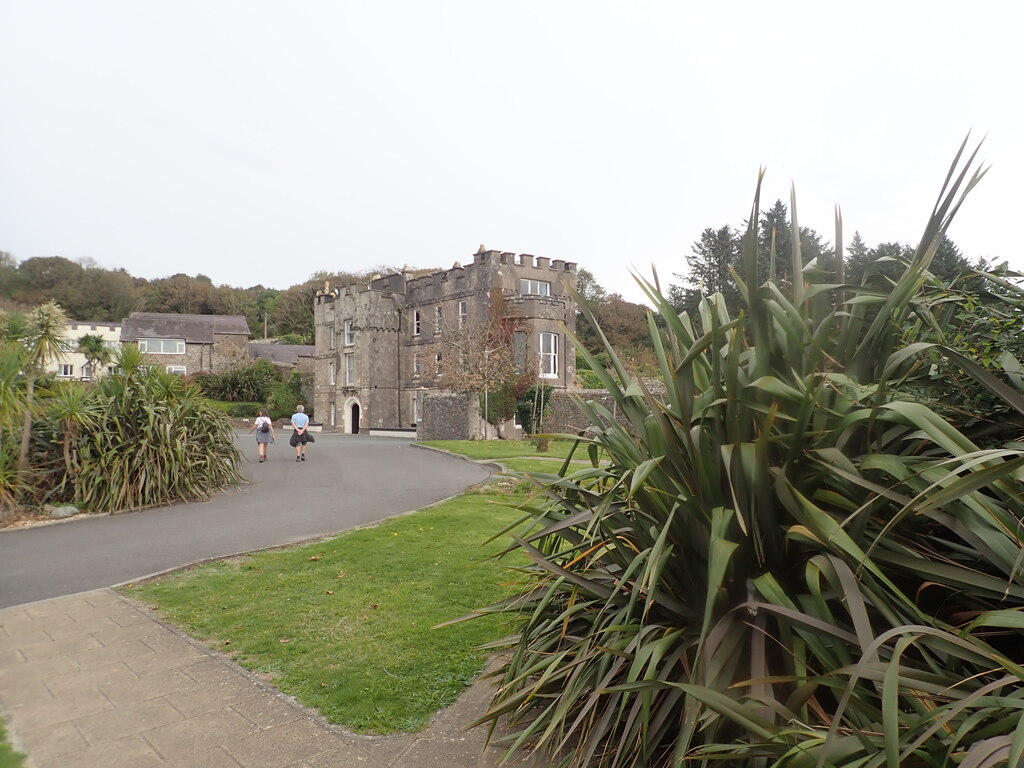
290, 404, 311, 462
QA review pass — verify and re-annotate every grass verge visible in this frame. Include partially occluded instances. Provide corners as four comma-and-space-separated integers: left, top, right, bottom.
499, 458, 595, 475
0, 719, 26, 768
417, 438, 582, 460
122, 490, 526, 734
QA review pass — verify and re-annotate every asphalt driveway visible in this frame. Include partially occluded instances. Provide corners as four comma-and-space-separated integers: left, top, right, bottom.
0, 434, 491, 608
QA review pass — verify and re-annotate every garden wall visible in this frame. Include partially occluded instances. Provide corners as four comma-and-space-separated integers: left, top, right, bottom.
417, 384, 667, 441
417, 392, 476, 440
542, 384, 667, 435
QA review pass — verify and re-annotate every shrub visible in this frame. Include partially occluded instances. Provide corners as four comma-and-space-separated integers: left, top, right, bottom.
575, 368, 604, 389
515, 384, 553, 435
469, 144, 1024, 767
267, 371, 308, 420
190, 371, 223, 399
191, 360, 281, 403
49, 346, 242, 512
225, 402, 259, 418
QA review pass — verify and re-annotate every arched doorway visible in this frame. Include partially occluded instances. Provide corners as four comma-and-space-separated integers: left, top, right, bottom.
342, 397, 362, 434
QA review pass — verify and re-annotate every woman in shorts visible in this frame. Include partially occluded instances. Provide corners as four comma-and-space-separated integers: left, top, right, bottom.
248, 409, 275, 463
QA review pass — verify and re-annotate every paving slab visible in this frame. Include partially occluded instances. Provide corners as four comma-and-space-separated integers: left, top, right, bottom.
0, 589, 543, 767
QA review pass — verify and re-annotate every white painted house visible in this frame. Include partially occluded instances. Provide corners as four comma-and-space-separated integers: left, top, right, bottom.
43, 322, 122, 381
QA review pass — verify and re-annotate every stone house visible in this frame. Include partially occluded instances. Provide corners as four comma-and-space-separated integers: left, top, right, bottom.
120, 312, 251, 375
312, 248, 577, 434
45, 321, 122, 381
247, 343, 315, 404
247, 343, 315, 377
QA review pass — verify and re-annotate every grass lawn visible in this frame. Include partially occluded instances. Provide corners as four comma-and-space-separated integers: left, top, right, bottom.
499, 457, 596, 475
417, 438, 585, 461
0, 719, 26, 768
202, 398, 262, 416
123, 491, 527, 734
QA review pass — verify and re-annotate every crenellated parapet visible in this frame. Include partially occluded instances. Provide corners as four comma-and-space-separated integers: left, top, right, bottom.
472, 248, 576, 274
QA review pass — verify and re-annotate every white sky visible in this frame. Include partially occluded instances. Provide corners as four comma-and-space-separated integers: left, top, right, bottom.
1, 1, 1020, 305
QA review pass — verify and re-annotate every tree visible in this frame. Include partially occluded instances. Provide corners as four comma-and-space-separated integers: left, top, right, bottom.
0, 310, 28, 343
930, 234, 973, 282
673, 225, 742, 312
436, 289, 534, 437
268, 284, 316, 342
592, 295, 651, 351
864, 240, 913, 282
754, 200, 836, 287
76, 334, 113, 380
574, 270, 657, 378
666, 284, 701, 316
79, 267, 139, 321
688, 226, 741, 295
757, 199, 793, 285
19, 301, 69, 472
0, 252, 22, 298
16, 256, 87, 314
269, 270, 382, 343
844, 230, 872, 283
575, 268, 608, 308
142, 273, 221, 315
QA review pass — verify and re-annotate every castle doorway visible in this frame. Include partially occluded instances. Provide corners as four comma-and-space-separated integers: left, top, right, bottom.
350, 403, 360, 434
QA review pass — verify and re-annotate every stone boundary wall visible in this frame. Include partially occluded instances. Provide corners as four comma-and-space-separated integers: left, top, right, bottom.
541, 389, 625, 435
418, 392, 475, 440
541, 385, 667, 436
418, 384, 668, 441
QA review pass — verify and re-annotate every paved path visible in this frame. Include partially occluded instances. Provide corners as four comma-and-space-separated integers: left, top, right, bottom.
0, 434, 492, 608
0, 590, 537, 767
0, 435, 540, 767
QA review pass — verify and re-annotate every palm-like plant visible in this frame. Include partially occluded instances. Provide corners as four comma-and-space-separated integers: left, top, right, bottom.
76, 333, 113, 380
46, 381, 104, 486
72, 344, 242, 512
18, 301, 69, 473
0, 342, 29, 518
468, 141, 1024, 767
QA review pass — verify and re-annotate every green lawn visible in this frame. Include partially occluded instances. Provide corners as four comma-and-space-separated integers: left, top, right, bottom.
0, 719, 26, 768
417, 438, 586, 460
499, 457, 596, 475
123, 492, 527, 734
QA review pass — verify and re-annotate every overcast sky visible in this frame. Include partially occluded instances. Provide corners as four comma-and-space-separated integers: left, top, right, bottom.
1, 1, 1019, 305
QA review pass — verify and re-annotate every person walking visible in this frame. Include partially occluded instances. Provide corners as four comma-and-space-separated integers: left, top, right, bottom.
247, 409, 275, 463
290, 404, 311, 462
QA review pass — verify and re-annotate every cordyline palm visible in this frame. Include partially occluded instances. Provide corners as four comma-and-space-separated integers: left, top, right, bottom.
463, 140, 1024, 768
0, 342, 30, 516
74, 344, 242, 512
76, 333, 113, 380
19, 301, 69, 473
46, 381, 103, 488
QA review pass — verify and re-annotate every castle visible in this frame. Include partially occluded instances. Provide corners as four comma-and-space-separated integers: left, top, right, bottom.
312, 247, 577, 434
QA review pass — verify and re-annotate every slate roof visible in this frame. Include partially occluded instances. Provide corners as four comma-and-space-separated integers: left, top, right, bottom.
248, 343, 315, 365
120, 313, 251, 344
